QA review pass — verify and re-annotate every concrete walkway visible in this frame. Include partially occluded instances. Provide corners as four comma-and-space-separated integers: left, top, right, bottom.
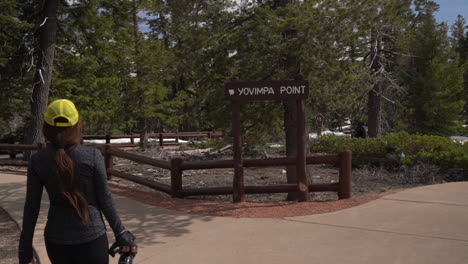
1, 172, 467, 264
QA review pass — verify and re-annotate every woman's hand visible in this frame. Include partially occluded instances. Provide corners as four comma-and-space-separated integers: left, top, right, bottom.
121, 245, 138, 253
115, 230, 137, 255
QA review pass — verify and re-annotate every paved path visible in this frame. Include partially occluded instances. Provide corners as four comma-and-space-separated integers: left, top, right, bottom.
0, 206, 20, 264
1, 172, 467, 264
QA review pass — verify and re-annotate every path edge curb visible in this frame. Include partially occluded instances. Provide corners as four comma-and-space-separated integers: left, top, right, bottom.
0, 206, 41, 264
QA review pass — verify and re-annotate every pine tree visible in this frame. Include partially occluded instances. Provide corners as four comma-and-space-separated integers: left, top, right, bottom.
26, 0, 60, 150
0, 0, 34, 138
147, 0, 234, 131
451, 15, 466, 46
51, 0, 170, 137
402, 1, 465, 136
352, 0, 413, 137
53, 0, 129, 134
450, 15, 468, 122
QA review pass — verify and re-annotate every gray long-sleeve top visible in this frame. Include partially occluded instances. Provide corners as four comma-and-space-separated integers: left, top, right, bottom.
18, 144, 125, 263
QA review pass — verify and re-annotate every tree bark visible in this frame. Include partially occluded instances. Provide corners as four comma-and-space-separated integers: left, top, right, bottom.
283, 100, 299, 201
367, 31, 382, 138
131, 0, 148, 149
26, 0, 59, 155
273, 0, 305, 201
367, 83, 382, 137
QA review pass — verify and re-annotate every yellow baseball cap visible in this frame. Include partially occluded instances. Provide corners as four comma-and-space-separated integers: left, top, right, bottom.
44, 99, 79, 127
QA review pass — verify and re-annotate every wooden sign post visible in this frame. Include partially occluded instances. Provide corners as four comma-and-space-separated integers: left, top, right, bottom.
225, 79, 310, 202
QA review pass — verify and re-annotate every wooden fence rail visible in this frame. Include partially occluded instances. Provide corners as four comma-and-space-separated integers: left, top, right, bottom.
106, 147, 171, 169
0, 143, 43, 151
107, 168, 171, 194
0, 130, 222, 162
0, 143, 44, 166
0, 142, 352, 202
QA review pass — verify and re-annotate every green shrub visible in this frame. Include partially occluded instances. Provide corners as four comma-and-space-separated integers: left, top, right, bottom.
311, 132, 468, 169
457, 125, 468, 135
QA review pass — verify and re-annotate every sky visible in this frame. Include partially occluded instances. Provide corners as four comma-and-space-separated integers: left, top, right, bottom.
434, 0, 468, 24
127, 1, 468, 34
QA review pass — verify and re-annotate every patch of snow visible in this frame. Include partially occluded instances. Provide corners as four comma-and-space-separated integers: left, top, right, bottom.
66, 0, 80, 5
309, 130, 348, 139
268, 144, 283, 148
228, 50, 238, 58
84, 138, 188, 144
450, 136, 467, 145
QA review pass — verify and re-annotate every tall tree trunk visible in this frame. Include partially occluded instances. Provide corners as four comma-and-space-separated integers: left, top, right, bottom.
367, 83, 382, 137
132, 0, 148, 149
283, 101, 299, 200
138, 116, 148, 149
367, 32, 382, 138
26, 0, 59, 157
274, 0, 308, 201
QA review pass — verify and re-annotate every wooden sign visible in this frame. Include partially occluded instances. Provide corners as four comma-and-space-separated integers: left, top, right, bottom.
225, 80, 309, 101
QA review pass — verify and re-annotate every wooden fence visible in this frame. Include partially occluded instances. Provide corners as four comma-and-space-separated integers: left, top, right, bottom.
103, 145, 352, 201
0, 143, 44, 166
0, 142, 352, 202
0, 131, 222, 162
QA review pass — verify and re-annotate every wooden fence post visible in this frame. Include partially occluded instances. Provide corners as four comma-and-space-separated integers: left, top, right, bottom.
130, 136, 134, 144
159, 133, 163, 147
232, 101, 245, 203
106, 134, 111, 144
338, 150, 352, 199
296, 99, 309, 202
104, 144, 113, 180
171, 157, 183, 198
37, 142, 44, 150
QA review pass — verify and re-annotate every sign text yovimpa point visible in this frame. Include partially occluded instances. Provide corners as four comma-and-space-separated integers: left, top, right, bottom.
225, 80, 309, 101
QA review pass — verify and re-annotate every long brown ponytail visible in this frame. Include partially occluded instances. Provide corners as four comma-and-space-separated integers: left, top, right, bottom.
43, 119, 89, 222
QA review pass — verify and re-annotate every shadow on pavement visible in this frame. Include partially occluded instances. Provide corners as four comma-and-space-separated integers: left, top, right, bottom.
111, 194, 213, 246
0, 178, 213, 250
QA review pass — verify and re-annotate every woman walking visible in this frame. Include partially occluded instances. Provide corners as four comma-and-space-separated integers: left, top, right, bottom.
18, 99, 137, 264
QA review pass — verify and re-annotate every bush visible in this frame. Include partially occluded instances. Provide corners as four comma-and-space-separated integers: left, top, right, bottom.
311, 131, 468, 169
457, 125, 468, 135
